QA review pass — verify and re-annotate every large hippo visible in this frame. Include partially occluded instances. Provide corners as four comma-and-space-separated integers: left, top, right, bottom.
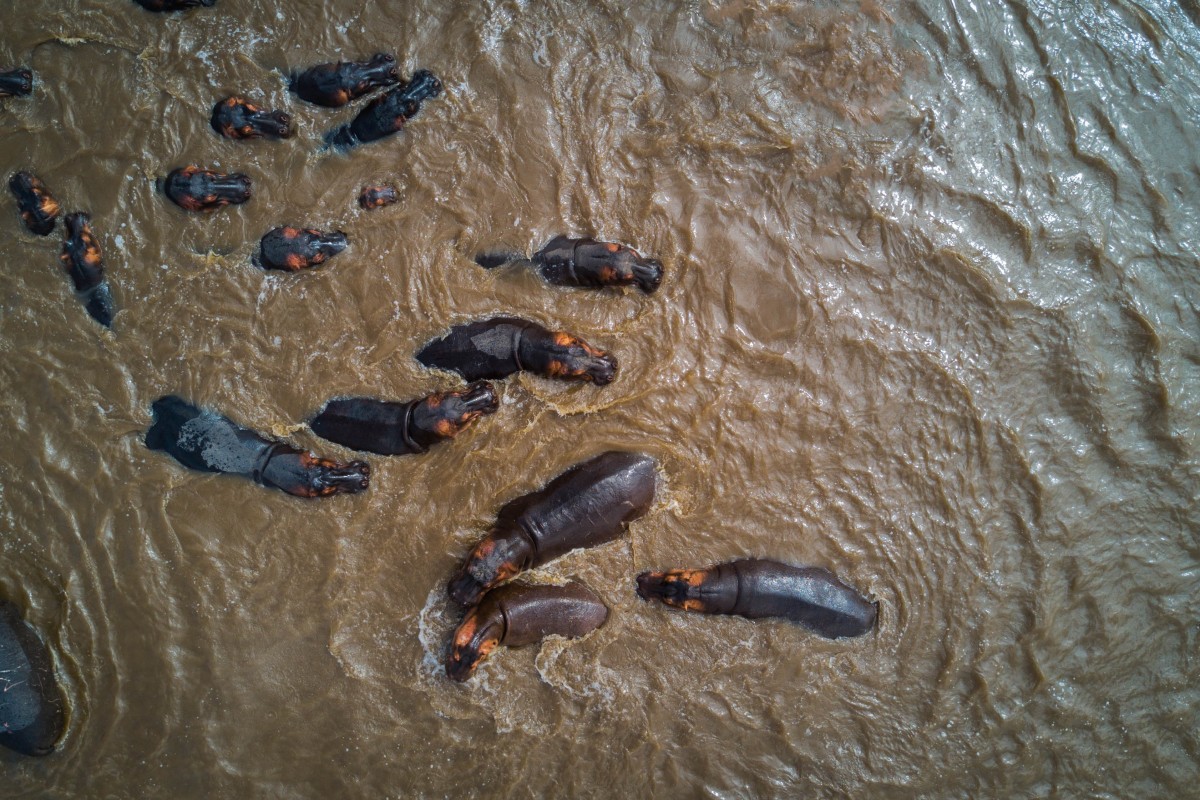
210, 97, 291, 140
447, 451, 657, 607
0, 601, 66, 756
60, 213, 116, 328
310, 382, 498, 455
163, 166, 251, 212
133, 0, 215, 10
636, 558, 877, 639
0, 68, 32, 98
9, 172, 60, 236
476, 235, 664, 294
324, 69, 441, 151
254, 227, 347, 271
445, 581, 608, 682
289, 53, 399, 107
416, 316, 617, 385
145, 396, 370, 498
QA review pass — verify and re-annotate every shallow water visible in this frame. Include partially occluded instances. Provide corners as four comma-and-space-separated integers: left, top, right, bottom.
1, 0, 1198, 797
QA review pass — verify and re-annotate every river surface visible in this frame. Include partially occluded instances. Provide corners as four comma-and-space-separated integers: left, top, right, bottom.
2, 0, 1198, 797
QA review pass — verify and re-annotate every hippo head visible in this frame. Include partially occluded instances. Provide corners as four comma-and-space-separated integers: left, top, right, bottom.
520, 330, 618, 386
0, 69, 33, 97
403, 69, 443, 104
631, 257, 664, 294
409, 381, 499, 447
636, 569, 711, 613
262, 451, 370, 498
446, 529, 531, 608
445, 598, 508, 682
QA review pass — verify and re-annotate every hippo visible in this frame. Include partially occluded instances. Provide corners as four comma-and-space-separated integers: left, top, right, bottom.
0, 600, 66, 756
163, 166, 251, 212
0, 68, 32, 98
445, 581, 608, 682
210, 97, 292, 140
476, 235, 664, 294
416, 316, 617, 385
60, 213, 115, 328
289, 53, 399, 107
636, 558, 878, 639
145, 396, 370, 498
358, 185, 399, 210
310, 382, 498, 455
254, 227, 347, 272
9, 172, 60, 236
133, 0, 215, 10
324, 69, 441, 151
447, 451, 657, 608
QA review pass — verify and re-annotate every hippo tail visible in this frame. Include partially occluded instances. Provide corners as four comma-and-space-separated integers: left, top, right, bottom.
473, 251, 527, 270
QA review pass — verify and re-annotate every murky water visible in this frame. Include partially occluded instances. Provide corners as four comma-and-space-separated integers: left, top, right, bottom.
2, 0, 1198, 797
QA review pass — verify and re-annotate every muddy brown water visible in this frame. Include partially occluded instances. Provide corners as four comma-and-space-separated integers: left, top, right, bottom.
2, 0, 1199, 797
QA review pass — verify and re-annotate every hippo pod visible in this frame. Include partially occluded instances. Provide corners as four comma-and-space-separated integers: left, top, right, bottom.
9, 172, 60, 236
60, 213, 116, 328
290, 53, 399, 108
325, 69, 442, 151
163, 166, 251, 212
0, 601, 66, 756
210, 97, 291, 140
358, 185, 399, 210
145, 396, 370, 498
0, 68, 33, 98
447, 451, 657, 608
255, 227, 347, 272
446, 581, 608, 682
636, 558, 877, 639
133, 0, 215, 9
476, 235, 664, 294
310, 382, 498, 456
416, 316, 617, 385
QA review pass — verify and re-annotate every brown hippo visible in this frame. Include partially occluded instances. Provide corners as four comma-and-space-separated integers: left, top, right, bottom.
210, 97, 292, 140
290, 53, 399, 107
357, 185, 399, 210
0, 601, 66, 756
9, 172, 60, 236
146, 396, 370, 498
0, 68, 32, 98
60, 213, 115, 328
476, 235, 664, 294
416, 316, 617, 385
254, 227, 347, 271
445, 581, 608, 682
324, 69, 441, 151
636, 558, 878, 639
310, 382, 498, 455
447, 451, 657, 608
163, 166, 251, 212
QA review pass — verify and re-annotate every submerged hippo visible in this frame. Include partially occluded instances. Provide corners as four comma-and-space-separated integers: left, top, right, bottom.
445, 581, 608, 682
636, 558, 877, 639
476, 235, 664, 294
324, 69, 441, 151
416, 316, 617, 385
163, 166, 252, 212
9, 172, 60, 236
254, 227, 347, 271
358, 185, 399, 210
310, 382, 498, 455
447, 451, 657, 608
146, 396, 370, 498
290, 53, 399, 107
0, 68, 32, 98
60, 213, 115, 328
133, 0, 215, 9
210, 97, 292, 140
0, 601, 66, 756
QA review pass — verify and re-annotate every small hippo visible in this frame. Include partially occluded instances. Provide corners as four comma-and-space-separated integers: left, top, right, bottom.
60, 212, 116, 328
163, 166, 251, 212
9, 172, 61, 236
290, 53, 399, 107
358, 185, 399, 210
210, 97, 292, 140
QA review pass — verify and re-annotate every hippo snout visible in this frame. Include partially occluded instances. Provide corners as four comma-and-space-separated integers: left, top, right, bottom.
462, 381, 500, 414
590, 353, 618, 386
